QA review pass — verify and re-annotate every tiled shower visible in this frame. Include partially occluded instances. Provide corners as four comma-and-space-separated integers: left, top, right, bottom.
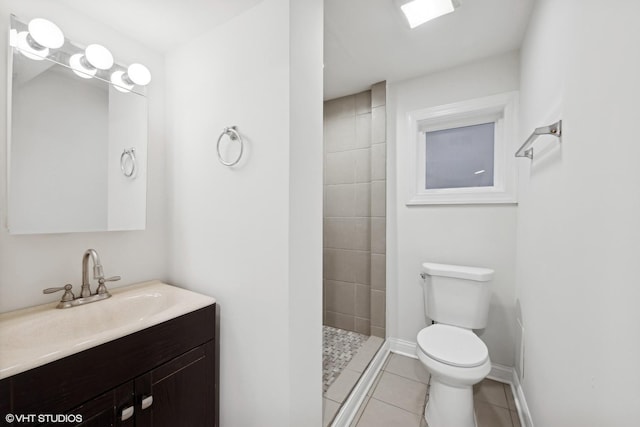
323, 82, 386, 338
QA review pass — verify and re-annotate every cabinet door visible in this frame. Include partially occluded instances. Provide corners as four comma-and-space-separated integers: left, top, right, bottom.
67, 383, 134, 427
135, 342, 215, 427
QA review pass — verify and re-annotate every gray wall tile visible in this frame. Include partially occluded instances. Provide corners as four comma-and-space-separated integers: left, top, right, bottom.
371, 254, 386, 291
325, 184, 355, 217
325, 151, 356, 184
356, 91, 372, 115
371, 180, 386, 217
371, 81, 386, 108
371, 143, 386, 181
356, 113, 372, 149
372, 106, 386, 144
325, 280, 356, 315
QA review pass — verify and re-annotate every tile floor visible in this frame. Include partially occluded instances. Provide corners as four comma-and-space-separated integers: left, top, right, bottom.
323, 326, 370, 392
344, 353, 522, 427
323, 335, 385, 426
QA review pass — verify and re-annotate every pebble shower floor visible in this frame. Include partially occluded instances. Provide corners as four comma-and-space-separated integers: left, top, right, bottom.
323, 326, 368, 393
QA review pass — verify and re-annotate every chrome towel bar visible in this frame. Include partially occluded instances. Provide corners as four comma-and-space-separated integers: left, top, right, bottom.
515, 120, 562, 159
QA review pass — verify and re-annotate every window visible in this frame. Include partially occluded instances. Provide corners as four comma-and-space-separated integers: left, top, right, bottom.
406, 92, 518, 205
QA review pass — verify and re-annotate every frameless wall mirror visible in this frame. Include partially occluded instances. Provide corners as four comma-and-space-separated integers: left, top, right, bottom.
7, 15, 150, 234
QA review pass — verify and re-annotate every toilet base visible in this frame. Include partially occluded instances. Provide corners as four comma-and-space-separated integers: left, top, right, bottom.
424, 380, 477, 427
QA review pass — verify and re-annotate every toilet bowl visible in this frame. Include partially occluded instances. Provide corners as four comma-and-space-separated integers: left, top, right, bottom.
417, 263, 494, 427
417, 324, 491, 427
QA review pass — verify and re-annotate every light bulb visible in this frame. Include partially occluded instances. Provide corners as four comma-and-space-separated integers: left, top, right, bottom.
28, 18, 64, 49
85, 44, 113, 70
16, 31, 48, 60
110, 71, 133, 93
126, 63, 151, 86
69, 53, 96, 79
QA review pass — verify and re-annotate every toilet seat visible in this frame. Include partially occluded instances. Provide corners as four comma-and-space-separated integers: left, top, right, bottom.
417, 324, 488, 368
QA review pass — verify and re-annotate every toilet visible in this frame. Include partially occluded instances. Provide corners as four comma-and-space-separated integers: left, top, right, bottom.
417, 262, 494, 427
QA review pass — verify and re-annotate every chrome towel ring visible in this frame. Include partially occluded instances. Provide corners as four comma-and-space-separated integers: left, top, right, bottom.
120, 148, 136, 178
217, 126, 244, 166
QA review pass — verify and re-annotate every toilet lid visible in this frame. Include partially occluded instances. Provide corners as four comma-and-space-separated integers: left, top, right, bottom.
417, 324, 489, 368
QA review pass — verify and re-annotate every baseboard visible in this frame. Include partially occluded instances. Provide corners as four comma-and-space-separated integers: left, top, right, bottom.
385, 337, 534, 427
330, 339, 391, 427
388, 337, 418, 358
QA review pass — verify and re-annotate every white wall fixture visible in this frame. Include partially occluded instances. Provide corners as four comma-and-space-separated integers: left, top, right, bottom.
399, 0, 458, 29
9, 15, 151, 93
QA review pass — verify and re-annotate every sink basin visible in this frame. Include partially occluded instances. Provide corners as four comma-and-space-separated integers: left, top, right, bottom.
0, 280, 215, 380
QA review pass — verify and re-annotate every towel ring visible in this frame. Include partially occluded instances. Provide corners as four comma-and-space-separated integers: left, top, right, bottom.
217, 126, 244, 166
120, 148, 136, 178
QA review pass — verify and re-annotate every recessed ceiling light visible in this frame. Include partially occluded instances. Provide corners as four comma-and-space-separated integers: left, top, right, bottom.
401, 0, 457, 29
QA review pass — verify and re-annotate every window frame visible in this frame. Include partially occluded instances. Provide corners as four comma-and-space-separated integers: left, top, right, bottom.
406, 92, 518, 205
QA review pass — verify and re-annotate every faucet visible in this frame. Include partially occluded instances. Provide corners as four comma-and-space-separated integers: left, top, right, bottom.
43, 249, 120, 308
81, 249, 104, 298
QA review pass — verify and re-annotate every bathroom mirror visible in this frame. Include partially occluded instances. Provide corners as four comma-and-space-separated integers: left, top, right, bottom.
6, 15, 148, 234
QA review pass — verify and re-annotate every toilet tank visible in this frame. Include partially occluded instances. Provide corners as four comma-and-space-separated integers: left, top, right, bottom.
422, 262, 494, 329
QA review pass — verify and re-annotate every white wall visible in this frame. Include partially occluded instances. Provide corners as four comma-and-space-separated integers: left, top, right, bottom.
0, 0, 168, 312
517, 1, 640, 425
388, 51, 520, 366
165, 0, 322, 425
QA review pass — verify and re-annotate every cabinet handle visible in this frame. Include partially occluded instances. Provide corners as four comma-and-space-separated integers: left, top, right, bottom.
121, 406, 134, 421
141, 395, 154, 410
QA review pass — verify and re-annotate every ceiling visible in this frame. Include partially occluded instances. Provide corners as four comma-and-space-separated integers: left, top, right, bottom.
56, 0, 263, 53
53, 0, 534, 100
324, 0, 535, 100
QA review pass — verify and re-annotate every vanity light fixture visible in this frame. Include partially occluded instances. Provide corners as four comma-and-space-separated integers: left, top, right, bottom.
400, 0, 458, 29
14, 18, 64, 61
69, 53, 97, 79
84, 44, 114, 70
15, 31, 48, 60
11, 15, 151, 92
28, 18, 64, 49
110, 71, 134, 93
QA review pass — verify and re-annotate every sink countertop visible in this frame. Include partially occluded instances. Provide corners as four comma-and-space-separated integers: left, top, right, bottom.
0, 280, 215, 380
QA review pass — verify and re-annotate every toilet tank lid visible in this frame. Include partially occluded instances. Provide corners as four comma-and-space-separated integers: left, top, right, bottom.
422, 263, 494, 282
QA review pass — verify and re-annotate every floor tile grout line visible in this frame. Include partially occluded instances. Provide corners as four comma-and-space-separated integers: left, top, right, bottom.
380, 369, 430, 387
366, 396, 426, 417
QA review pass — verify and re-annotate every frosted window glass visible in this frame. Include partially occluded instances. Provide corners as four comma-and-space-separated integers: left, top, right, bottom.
425, 122, 495, 190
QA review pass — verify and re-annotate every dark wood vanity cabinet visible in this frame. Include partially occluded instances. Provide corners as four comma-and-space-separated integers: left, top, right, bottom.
1, 304, 218, 427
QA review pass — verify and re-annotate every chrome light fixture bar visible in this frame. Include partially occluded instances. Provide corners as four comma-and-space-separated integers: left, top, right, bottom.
9, 15, 151, 95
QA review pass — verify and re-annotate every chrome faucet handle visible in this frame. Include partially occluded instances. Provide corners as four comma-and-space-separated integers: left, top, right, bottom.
96, 276, 121, 295
43, 284, 75, 302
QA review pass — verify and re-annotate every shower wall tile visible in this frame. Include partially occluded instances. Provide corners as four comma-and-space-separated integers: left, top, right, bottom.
354, 148, 371, 183
371, 254, 386, 291
354, 183, 371, 217
355, 317, 371, 336
353, 250, 371, 285
356, 91, 372, 115
371, 218, 386, 255
325, 184, 355, 217
325, 95, 356, 120
324, 86, 386, 336
325, 311, 355, 331
324, 248, 356, 282
371, 81, 386, 108
371, 180, 386, 217
372, 106, 386, 144
353, 218, 371, 251
324, 218, 355, 249
371, 326, 385, 338
371, 143, 387, 181
355, 283, 371, 318
325, 116, 356, 153
325, 280, 356, 315
325, 151, 355, 184
356, 114, 372, 149
371, 290, 386, 328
